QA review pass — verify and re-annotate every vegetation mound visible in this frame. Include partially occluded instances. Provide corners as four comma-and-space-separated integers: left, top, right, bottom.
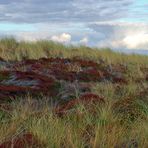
0, 38, 148, 148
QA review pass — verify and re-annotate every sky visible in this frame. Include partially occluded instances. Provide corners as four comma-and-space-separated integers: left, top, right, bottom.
0, 0, 148, 52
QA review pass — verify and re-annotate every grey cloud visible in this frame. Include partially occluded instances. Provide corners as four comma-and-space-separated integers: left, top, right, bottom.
0, 0, 134, 23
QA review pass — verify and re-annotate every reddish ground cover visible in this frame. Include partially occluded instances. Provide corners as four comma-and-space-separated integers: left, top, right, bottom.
55, 93, 105, 116
1, 57, 147, 112
0, 57, 130, 102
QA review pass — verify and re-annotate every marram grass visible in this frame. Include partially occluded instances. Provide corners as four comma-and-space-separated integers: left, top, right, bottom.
0, 38, 148, 148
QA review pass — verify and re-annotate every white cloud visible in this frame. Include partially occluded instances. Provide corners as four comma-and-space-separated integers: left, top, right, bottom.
1, 21, 148, 51
80, 37, 88, 45
51, 33, 71, 43
89, 22, 148, 50
123, 33, 148, 49
3, 31, 71, 43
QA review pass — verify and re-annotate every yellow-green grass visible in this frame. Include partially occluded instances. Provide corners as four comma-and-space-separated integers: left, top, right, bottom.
0, 37, 148, 147
0, 38, 148, 66
0, 96, 148, 148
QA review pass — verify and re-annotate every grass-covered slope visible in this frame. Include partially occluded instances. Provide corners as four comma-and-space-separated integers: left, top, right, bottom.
0, 38, 148, 148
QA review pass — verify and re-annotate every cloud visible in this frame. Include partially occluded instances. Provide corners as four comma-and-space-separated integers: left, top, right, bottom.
0, 0, 148, 51
0, 0, 134, 23
123, 33, 148, 49
2, 31, 71, 43
51, 33, 71, 43
1, 21, 148, 50
88, 22, 148, 50
80, 37, 88, 45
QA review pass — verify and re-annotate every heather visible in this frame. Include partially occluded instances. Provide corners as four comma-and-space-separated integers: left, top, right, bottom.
0, 38, 148, 148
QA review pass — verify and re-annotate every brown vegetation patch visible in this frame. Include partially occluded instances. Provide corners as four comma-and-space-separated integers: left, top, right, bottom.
55, 93, 105, 116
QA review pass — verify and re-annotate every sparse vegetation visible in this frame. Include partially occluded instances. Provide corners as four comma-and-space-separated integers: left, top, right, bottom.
0, 38, 148, 148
